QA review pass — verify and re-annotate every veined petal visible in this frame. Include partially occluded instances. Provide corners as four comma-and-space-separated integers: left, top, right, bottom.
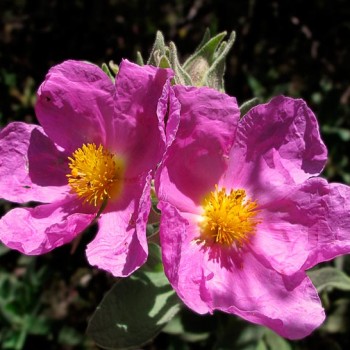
297, 179, 350, 270
159, 202, 325, 339
156, 85, 240, 212
222, 96, 327, 203
157, 79, 181, 148
0, 122, 69, 203
35, 60, 114, 153
209, 251, 325, 340
251, 178, 350, 276
86, 173, 151, 277
109, 60, 173, 176
157, 91, 348, 339
0, 196, 95, 254
159, 201, 212, 314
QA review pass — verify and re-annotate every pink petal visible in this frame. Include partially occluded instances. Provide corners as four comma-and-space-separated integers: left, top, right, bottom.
0, 196, 95, 254
0, 122, 69, 203
222, 96, 327, 204
156, 85, 240, 212
35, 60, 115, 153
86, 173, 151, 277
251, 178, 350, 276
159, 202, 325, 339
109, 60, 173, 176
297, 179, 350, 270
157, 79, 181, 148
159, 201, 212, 314
208, 250, 325, 340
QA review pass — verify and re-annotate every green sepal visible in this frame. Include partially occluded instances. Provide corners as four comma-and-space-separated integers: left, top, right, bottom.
144, 29, 235, 91
182, 31, 236, 90
168, 42, 192, 86
101, 61, 119, 83
147, 31, 167, 66
202, 41, 227, 91
159, 55, 171, 69
202, 31, 236, 91
240, 97, 262, 118
101, 63, 115, 82
136, 51, 144, 66
196, 28, 211, 51
183, 31, 227, 72
109, 61, 119, 75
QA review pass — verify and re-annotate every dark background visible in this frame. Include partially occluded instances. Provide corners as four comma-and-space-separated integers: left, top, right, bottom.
1, 0, 350, 349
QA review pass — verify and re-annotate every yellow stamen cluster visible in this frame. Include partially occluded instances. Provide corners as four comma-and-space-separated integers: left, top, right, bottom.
199, 186, 259, 248
67, 143, 125, 206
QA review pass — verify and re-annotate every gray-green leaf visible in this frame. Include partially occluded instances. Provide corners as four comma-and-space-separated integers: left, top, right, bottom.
87, 269, 182, 350
308, 267, 350, 292
262, 329, 292, 350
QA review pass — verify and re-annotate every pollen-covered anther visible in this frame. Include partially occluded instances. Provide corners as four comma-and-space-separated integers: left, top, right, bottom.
67, 143, 125, 206
199, 186, 260, 248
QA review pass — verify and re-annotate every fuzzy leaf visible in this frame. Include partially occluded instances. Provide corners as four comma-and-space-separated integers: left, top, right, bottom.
203, 31, 236, 91
308, 267, 350, 292
87, 269, 181, 350
159, 55, 171, 69
108, 61, 119, 75
147, 31, 167, 66
101, 63, 115, 82
262, 329, 292, 350
196, 28, 211, 51
183, 31, 227, 70
136, 51, 144, 66
168, 42, 192, 86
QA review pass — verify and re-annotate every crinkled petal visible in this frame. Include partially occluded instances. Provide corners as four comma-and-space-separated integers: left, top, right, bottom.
109, 60, 173, 176
35, 60, 114, 153
159, 202, 325, 339
157, 79, 181, 148
86, 173, 151, 277
156, 85, 240, 212
0, 196, 95, 254
209, 251, 325, 340
251, 178, 350, 276
298, 179, 350, 270
0, 122, 69, 203
222, 96, 327, 204
159, 201, 211, 313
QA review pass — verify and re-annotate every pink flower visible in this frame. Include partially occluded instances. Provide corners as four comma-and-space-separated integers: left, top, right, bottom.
156, 87, 350, 339
0, 59, 172, 277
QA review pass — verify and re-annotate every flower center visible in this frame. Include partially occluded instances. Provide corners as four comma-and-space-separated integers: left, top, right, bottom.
67, 143, 125, 206
199, 186, 259, 248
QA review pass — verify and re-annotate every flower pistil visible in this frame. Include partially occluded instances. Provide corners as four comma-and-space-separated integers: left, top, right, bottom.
199, 186, 260, 248
67, 143, 125, 206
